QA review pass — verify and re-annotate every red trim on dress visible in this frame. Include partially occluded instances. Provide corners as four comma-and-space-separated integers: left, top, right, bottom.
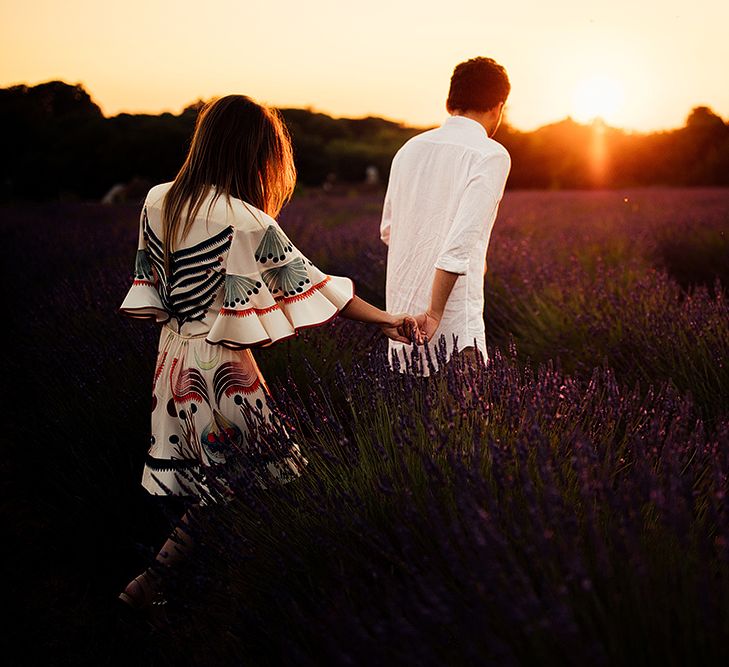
276, 276, 332, 304
220, 304, 280, 318
204, 276, 356, 351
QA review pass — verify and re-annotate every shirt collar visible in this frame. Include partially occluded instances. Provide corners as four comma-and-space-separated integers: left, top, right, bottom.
443, 114, 488, 136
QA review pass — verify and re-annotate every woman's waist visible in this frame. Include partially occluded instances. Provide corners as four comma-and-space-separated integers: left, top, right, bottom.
162, 318, 212, 339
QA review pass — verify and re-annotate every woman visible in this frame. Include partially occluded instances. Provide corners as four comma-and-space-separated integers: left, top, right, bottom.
117, 94, 419, 622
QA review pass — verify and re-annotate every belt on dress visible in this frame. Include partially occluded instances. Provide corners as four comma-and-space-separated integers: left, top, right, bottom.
163, 323, 210, 340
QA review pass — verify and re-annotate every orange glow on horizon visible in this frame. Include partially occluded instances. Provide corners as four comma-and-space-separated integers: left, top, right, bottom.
0, 0, 727, 133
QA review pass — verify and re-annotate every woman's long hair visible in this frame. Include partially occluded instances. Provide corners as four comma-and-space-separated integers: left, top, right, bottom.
160, 95, 296, 275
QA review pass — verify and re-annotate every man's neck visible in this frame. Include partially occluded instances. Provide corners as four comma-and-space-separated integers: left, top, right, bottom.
450, 109, 496, 136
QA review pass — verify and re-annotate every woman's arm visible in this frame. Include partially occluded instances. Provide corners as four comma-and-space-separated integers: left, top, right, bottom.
339, 295, 420, 344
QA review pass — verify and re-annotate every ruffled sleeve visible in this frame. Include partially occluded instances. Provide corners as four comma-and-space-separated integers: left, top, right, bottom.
205, 220, 355, 349
119, 195, 169, 323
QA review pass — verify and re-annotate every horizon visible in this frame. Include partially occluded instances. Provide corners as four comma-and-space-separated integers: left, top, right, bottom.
3, 77, 724, 136
2, 0, 728, 133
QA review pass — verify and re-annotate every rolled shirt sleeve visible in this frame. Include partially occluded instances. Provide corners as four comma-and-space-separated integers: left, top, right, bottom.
434, 151, 511, 275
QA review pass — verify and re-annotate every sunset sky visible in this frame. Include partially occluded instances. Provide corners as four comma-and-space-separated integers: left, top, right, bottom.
1, 0, 727, 132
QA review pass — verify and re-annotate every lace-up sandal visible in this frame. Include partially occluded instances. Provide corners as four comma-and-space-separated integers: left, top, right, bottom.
117, 569, 170, 629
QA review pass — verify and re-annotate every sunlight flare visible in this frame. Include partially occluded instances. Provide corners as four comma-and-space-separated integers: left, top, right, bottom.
572, 75, 624, 124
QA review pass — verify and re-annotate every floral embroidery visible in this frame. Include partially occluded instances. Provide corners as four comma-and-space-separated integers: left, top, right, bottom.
254, 224, 294, 265
134, 247, 154, 284
120, 192, 353, 497
213, 361, 261, 406
222, 275, 263, 308
261, 256, 311, 298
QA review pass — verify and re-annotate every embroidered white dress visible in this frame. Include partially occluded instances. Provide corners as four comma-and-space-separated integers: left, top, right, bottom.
120, 182, 354, 499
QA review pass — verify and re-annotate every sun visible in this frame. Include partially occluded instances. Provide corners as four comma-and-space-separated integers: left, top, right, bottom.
572, 75, 624, 124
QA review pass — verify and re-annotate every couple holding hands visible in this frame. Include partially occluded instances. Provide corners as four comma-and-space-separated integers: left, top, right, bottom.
117, 56, 511, 617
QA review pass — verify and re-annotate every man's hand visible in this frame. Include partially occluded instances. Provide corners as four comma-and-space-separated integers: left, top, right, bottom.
413, 268, 457, 346
380, 313, 422, 344
413, 310, 441, 344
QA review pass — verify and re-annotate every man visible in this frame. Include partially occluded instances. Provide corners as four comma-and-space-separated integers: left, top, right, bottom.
380, 56, 512, 374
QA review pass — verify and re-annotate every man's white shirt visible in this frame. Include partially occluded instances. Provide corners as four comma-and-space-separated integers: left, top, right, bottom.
380, 114, 511, 373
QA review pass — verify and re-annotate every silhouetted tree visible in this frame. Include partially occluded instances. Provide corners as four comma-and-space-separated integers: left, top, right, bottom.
1, 81, 728, 201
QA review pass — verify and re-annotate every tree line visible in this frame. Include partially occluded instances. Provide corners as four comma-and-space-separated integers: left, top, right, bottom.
1, 80, 728, 202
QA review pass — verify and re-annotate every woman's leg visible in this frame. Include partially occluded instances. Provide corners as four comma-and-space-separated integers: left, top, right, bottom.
144, 504, 198, 588
121, 503, 199, 606
154, 507, 196, 568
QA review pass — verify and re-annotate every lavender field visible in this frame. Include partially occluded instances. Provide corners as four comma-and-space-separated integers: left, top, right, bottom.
5, 187, 729, 666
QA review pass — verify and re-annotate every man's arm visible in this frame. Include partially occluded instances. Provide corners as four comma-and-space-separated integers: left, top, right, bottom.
416, 151, 511, 342
416, 268, 459, 341
434, 152, 510, 274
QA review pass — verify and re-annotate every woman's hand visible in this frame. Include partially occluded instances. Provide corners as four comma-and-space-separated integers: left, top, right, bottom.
380, 313, 422, 344
338, 296, 423, 343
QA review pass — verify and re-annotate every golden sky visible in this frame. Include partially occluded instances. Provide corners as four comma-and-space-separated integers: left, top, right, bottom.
1, 0, 727, 132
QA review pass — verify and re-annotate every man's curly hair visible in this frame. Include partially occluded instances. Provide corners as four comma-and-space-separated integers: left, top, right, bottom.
446, 57, 510, 113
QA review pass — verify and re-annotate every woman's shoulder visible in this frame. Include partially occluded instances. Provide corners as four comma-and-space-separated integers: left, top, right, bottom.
144, 181, 174, 207
225, 196, 278, 233
144, 182, 278, 234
